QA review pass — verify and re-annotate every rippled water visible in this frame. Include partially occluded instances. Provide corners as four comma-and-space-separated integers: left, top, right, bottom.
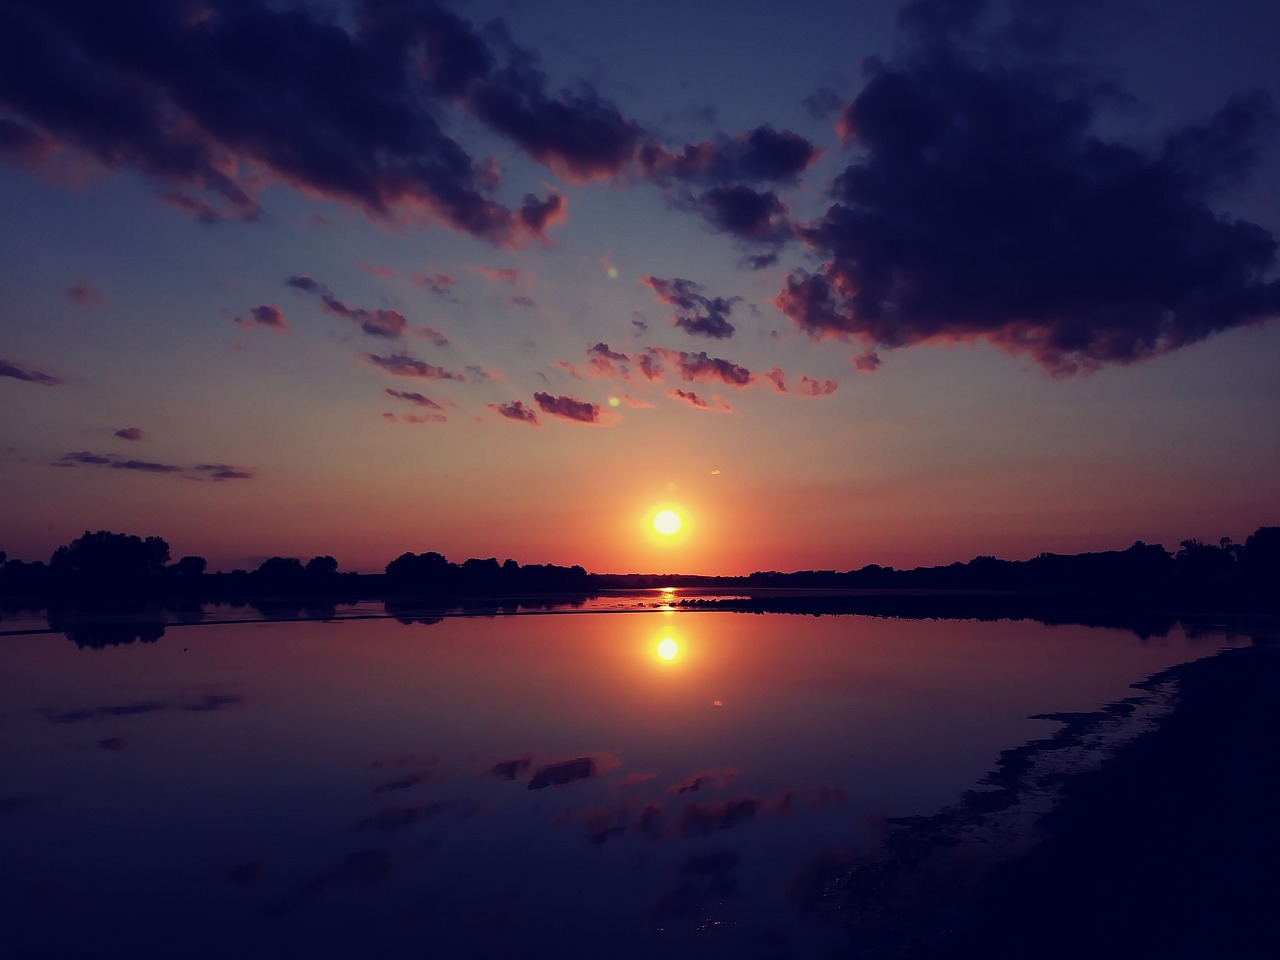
0, 608, 1237, 958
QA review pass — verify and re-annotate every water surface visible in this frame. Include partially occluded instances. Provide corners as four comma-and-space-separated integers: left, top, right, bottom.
0, 609, 1237, 958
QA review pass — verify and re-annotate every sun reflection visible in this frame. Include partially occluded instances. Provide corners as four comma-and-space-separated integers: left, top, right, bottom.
656, 636, 679, 661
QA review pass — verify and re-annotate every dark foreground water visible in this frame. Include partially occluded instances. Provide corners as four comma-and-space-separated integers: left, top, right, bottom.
0, 609, 1239, 959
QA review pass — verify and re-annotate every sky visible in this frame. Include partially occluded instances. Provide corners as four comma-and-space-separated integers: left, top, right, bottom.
2, 0, 1278, 576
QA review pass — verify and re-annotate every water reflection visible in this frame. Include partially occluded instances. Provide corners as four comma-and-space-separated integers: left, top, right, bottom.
0, 611, 1249, 959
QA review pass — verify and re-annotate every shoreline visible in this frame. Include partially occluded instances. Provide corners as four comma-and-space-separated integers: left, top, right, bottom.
804, 639, 1280, 958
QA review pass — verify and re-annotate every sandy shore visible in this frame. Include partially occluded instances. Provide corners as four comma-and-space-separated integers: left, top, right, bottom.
812, 635, 1280, 958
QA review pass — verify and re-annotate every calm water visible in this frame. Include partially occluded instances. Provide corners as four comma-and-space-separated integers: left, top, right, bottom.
0, 608, 1237, 958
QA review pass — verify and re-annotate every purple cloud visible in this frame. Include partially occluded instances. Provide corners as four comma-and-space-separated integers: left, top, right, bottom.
365, 353, 465, 381
384, 389, 443, 409
234, 304, 288, 331
1, 358, 61, 386
114, 427, 145, 441
776, 0, 1280, 373
533, 392, 599, 424
489, 400, 539, 425
0, 0, 589, 245
643, 277, 739, 339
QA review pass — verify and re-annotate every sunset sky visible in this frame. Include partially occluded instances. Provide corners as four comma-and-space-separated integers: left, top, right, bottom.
2, 0, 1278, 575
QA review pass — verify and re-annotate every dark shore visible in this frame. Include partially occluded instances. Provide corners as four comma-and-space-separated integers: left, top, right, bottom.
808, 633, 1280, 959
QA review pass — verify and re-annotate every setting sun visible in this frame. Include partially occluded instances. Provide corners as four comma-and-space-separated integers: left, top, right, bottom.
656, 636, 679, 660
652, 509, 682, 536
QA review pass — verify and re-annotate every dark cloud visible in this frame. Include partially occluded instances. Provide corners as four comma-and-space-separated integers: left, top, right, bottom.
111, 459, 183, 474
466, 58, 643, 182
365, 353, 465, 380
778, 1, 1280, 373
518, 191, 565, 233
648, 347, 754, 388
0, 0, 593, 243
641, 125, 819, 186
533, 392, 600, 424
489, 400, 539, 425
234, 304, 288, 331
66, 280, 105, 307
640, 126, 812, 244
287, 275, 407, 338
696, 185, 793, 244
1, 358, 61, 385
642, 277, 739, 339
192, 463, 256, 480
59, 451, 111, 465
668, 388, 710, 409
114, 427, 145, 441
58, 451, 255, 479
384, 389, 443, 409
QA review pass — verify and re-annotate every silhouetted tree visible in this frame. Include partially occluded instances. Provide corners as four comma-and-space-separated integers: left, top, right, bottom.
305, 555, 339, 578
1239, 527, 1280, 578
172, 556, 207, 578
385, 551, 451, 590
49, 530, 170, 589
1175, 539, 1237, 581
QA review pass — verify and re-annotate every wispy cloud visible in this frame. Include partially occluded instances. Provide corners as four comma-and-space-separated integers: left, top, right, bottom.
56, 452, 256, 480
365, 353, 465, 381
1, 358, 61, 386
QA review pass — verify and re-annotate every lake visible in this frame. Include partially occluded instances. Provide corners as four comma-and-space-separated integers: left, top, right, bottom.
0, 603, 1240, 958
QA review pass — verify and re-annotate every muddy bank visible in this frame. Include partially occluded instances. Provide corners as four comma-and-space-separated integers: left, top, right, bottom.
807, 639, 1280, 958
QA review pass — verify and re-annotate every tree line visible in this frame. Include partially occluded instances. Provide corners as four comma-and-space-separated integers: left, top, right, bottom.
0, 530, 588, 600
0, 526, 1276, 603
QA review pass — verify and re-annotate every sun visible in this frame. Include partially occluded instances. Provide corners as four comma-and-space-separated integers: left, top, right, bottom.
656, 636, 679, 660
652, 509, 682, 537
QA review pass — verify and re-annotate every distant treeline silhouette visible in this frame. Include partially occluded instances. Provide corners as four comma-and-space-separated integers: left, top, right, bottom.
0, 526, 1276, 607
0, 530, 589, 600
